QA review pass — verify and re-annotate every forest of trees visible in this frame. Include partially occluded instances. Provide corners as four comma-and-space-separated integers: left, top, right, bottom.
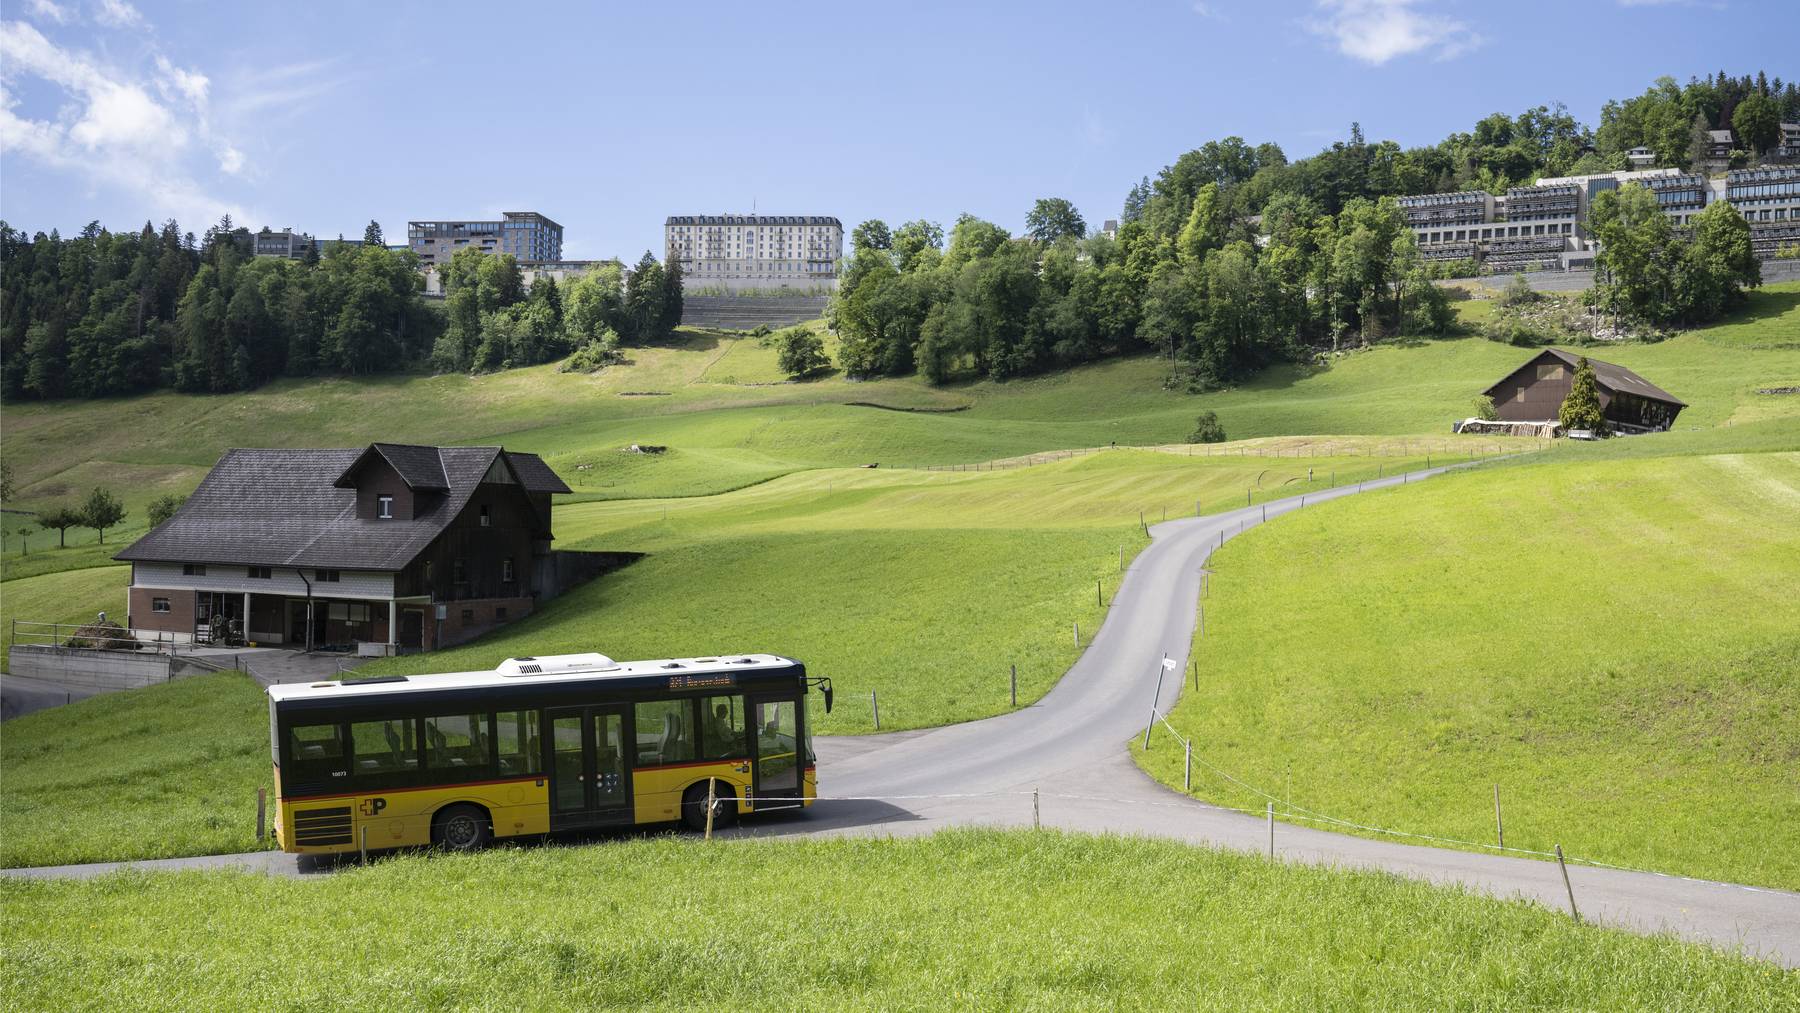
831, 70, 1790, 387
2, 69, 1790, 400
0, 215, 687, 400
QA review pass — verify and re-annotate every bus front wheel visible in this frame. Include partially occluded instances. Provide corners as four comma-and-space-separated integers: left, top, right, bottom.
681, 782, 738, 832
433, 803, 492, 852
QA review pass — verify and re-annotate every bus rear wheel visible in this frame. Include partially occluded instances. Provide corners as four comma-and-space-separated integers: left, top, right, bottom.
681, 781, 738, 832
433, 803, 492, 852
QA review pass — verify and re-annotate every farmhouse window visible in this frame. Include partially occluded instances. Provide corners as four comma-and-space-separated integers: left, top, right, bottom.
183, 564, 206, 576
152, 597, 171, 613
377, 495, 394, 519
461, 608, 474, 623
247, 566, 272, 579
452, 558, 467, 583
479, 505, 491, 527
1536, 364, 1563, 380
315, 569, 340, 583
501, 558, 515, 582
496, 607, 509, 621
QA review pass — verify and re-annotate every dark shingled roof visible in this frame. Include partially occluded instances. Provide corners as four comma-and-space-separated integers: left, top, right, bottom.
503, 451, 572, 494
336, 443, 449, 491
117, 445, 567, 570
1484, 349, 1687, 407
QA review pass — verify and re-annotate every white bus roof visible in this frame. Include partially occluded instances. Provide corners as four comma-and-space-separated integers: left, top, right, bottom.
267, 652, 797, 704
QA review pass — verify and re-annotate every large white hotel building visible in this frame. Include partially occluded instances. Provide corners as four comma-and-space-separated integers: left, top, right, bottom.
665, 214, 843, 292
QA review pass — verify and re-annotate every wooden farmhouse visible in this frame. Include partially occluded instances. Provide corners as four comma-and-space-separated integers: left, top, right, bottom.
116, 443, 613, 654
1482, 349, 1687, 433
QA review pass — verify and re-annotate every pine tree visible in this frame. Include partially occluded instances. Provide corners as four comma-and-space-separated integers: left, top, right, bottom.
363, 220, 384, 247
1559, 357, 1608, 435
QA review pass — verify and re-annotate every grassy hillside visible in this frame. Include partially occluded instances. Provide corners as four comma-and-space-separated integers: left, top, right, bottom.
1137, 440, 1800, 890
0, 445, 1438, 867
0, 672, 268, 868
365, 445, 1443, 734
0, 565, 127, 657
3, 283, 1796, 525
3, 831, 1790, 1009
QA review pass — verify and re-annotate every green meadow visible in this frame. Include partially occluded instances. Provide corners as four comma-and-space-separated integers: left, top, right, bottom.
1, 283, 1797, 879
3, 831, 1791, 1009
1137, 435, 1800, 890
0, 672, 269, 868
363, 445, 1443, 734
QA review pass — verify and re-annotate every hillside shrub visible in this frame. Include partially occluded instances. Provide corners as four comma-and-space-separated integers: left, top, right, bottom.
1188, 411, 1227, 444
776, 330, 831, 379
560, 328, 625, 373
146, 494, 186, 528
1471, 395, 1499, 421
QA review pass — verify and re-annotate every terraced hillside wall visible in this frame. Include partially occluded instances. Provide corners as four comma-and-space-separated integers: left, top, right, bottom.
681, 295, 830, 331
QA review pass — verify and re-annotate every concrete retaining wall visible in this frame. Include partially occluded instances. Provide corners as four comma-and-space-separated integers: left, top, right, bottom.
7, 645, 172, 691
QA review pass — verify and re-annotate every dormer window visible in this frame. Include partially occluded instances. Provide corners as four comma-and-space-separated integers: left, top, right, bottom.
377, 495, 394, 519
479, 505, 491, 527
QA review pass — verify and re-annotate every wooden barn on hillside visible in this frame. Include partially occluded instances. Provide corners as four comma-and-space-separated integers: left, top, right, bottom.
1483, 349, 1687, 433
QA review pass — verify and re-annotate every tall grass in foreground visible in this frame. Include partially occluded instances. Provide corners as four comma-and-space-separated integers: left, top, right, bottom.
1, 831, 1790, 1010
0, 673, 268, 867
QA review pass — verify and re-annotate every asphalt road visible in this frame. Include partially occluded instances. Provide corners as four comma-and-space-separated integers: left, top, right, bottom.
7, 464, 1796, 966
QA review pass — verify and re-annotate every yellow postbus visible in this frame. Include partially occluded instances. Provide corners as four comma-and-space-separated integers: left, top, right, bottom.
267, 653, 831, 854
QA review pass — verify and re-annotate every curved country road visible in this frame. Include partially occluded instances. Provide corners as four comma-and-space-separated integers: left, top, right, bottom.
7, 465, 1797, 966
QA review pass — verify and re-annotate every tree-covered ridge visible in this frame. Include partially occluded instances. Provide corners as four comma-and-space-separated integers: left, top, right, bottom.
830, 69, 1788, 388
3, 70, 1790, 401
0, 217, 435, 399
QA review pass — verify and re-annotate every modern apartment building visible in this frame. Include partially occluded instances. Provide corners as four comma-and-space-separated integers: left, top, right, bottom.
1725, 166, 1800, 257
1400, 163, 1800, 272
664, 215, 843, 292
252, 228, 362, 260
408, 212, 563, 268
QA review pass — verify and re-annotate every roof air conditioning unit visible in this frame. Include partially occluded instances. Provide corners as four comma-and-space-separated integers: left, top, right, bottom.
495, 653, 617, 677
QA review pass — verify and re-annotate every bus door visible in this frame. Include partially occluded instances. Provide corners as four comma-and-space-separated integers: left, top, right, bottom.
748, 695, 802, 810
545, 705, 634, 829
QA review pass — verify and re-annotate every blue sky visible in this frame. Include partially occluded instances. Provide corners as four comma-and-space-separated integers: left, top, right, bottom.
2, 0, 1795, 259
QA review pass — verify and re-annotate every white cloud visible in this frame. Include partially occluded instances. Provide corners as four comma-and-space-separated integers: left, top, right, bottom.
94, 0, 142, 28
1191, 2, 1218, 15
0, 19, 244, 226
1307, 0, 1482, 65
27, 0, 72, 24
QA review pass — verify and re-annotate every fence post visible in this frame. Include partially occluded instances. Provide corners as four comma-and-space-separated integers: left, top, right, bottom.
871, 690, 880, 731
1033, 788, 1040, 830
1555, 844, 1579, 922
1267, 802, 1275, 859
1073, 621, 1079, 646
705, 777, 717, 840
1494, 783, 1504, 850
1097, 580, 1103, 607
1010, 664, 1017, 707
1184, 740, 1192, 791
1190, 658, 1197, 690
256, 787, 266, 842
359, 824, 368, 864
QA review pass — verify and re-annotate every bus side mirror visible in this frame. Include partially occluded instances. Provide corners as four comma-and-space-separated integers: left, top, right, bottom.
821, 678, 833, 714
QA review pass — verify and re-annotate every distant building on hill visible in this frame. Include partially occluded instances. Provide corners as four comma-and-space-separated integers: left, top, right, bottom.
408, 212, 564, 268
664, 214, 843, 292
1480, 349, 1686, 434
253, 227, 362, 260
113, 443, 625, 655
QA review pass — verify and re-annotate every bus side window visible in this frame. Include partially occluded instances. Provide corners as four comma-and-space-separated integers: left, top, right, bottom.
634, 699, 693, 766
701, 694, 747, 758
497, 710, 541, 775
350, 718, 421, 775
424, 713, 488, 771
288, 723, 346, 780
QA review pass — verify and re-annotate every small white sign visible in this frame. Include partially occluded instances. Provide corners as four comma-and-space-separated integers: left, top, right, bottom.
1162, 657, 1177, 670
